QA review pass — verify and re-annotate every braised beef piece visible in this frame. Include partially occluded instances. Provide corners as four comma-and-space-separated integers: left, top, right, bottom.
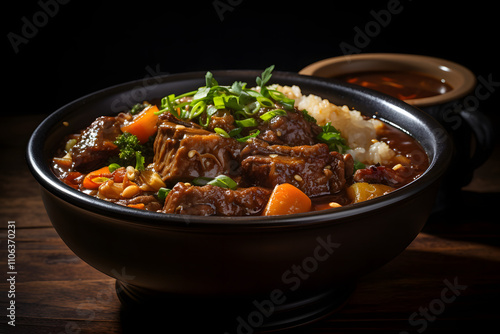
353, 165, 407, 187
162, 182, 271, 216
255, 109, 322, 146
240, 139, 353, 197
154, 117, 242, 185
71, 116, 122, 173
206, 110, 236, 134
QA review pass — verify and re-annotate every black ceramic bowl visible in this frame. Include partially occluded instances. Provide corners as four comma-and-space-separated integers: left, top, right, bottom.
27, 70, 452, 331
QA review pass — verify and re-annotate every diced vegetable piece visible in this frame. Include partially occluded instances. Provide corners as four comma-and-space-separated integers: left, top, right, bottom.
53, 156, 73, 168
108, 163, 121, 172
127, 203, 145, 210
346, 182, 395, 203
63, 171, 84, 189
120, 105, 159, 144
82, 166, 112, 189
262, 183, 312, 216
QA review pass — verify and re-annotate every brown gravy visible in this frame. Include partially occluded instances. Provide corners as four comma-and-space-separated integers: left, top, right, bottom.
334, 71, 453, 100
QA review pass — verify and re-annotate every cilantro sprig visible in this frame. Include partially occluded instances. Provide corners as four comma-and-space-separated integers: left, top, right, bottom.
317, 122, 350, 154
316, 123, 366, 171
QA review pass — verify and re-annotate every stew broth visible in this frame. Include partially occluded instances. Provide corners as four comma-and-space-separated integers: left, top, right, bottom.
335, 71, 452, 100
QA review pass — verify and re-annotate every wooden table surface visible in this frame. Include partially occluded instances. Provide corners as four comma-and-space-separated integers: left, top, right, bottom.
1, 113, 499, 334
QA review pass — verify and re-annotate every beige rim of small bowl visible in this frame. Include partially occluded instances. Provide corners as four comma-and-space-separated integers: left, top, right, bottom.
299, 53, 476, 108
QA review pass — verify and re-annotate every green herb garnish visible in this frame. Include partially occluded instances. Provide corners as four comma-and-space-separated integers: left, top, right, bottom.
193, 175, 238, 190
260, 109, 287, 122
110, 132, 149, 171
317, 122, 350, 154
316, 122, 365, 172
155, 65, 295, 142
108, 163, 121, 172
157, 187, 171, 201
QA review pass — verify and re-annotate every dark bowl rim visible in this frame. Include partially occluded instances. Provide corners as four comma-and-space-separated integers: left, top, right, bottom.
26, 70, 452, 230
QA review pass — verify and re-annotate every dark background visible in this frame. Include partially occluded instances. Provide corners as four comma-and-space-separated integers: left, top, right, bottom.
5, 0, 499, 118
3, 2, 500, 332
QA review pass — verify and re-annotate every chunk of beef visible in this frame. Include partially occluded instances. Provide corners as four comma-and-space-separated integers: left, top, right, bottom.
353, 165, 407, 187
153, 119, 242, 184
206, 110, 236, 134
240, 139, 353, 197
255, 109, 323, 146
71, 116, 122, 173
162, 182, 271, 216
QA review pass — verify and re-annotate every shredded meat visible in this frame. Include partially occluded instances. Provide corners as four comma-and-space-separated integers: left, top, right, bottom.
154, 118, 242, 185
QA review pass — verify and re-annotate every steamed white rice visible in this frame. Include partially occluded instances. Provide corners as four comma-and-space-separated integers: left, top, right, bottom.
274, 85, 395, 165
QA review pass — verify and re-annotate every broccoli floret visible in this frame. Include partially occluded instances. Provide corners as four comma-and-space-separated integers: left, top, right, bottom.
109, 132, 152, 171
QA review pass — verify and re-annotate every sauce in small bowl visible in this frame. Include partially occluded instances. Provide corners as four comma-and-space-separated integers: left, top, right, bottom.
334, 71, 453, 101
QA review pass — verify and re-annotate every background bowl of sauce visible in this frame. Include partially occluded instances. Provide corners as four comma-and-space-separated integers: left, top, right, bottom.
334, 70, 453, 102
299, 53, 475, 108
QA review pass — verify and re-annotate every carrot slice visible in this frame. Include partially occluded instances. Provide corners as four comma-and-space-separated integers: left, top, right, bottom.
82, 166, 112, 189
120, 105, 159, 144
127, 203, 145, 210
262, 183, 312, 216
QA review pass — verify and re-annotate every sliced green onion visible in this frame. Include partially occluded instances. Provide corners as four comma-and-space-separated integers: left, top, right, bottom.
235, 118, 258, 128
228, 127, 242, 137
242, 101, 260, 116
214, 127, 230, 138
235, 129, 260, 142
213, 96, 225, 109
165, 94, 179, 118
189, 100, 206, 119
207, 175, 238, 190
108, 163, 121, 172
268, 90, 295, 110
192, 176, 213, 186
224, 95, 242, 110
267, 90, 286, 101
260, 109, 287, 121
175, 90, 198, 100
157, 187, 171, 201
257, 96, 274, 108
